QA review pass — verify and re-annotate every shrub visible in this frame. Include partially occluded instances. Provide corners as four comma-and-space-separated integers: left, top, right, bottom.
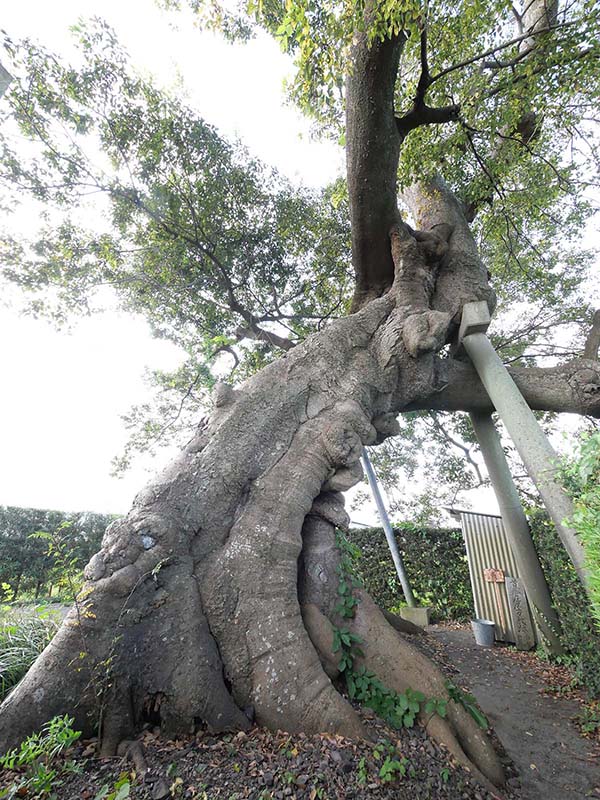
347, 524, 474, 621
0, 608, 58, 700
528, 508, 600, 698
559, 430, 600, 627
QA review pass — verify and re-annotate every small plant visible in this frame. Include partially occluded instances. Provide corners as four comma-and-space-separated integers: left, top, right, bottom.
94, 772, 131, 800
373, 740, 413, 783
166, 761, 178, 777
440, 766, 450, 783
357, 755, 368, 785
425, 696, 448, 719
0, 715, 81, 798
334, 532, 362, 619
576, 703, 600, 736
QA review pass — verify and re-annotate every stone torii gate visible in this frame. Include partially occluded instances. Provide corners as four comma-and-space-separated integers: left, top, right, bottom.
459, 301, 590, 653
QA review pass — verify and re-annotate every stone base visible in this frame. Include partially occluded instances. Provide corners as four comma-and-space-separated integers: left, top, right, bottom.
398, 606, 432, 628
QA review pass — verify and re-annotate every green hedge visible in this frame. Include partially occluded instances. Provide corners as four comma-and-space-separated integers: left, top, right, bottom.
528, 508, 600, 697
346, 524, 474, 622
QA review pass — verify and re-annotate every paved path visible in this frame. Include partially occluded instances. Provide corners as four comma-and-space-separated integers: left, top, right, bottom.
428, 626, 600, 800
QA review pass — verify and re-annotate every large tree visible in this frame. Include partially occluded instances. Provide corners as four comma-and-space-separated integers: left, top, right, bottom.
0, 0, 599, 789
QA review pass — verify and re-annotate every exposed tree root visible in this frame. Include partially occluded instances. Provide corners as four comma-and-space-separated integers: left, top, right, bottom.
300, 508, 505, 791
349, 592, 505, 789
382, 607, 425, 634
117, 740, 148, 778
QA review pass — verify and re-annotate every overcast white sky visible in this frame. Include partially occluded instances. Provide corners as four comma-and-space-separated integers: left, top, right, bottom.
0, 0, 584, 523
0, 0, 349, 515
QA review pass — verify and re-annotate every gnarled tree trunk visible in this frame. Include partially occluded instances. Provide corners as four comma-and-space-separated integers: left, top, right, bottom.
0, 223, 506, 788
2, 4, 599, 793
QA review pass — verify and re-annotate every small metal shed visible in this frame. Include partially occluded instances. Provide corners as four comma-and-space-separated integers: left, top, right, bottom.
450, 509, 536, 645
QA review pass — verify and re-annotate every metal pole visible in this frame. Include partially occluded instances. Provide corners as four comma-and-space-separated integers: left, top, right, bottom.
361, 447, 416, 607
470, 412, 564, 654
459, 302, 588, 588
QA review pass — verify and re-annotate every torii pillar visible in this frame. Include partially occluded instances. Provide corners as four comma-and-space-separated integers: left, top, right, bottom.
469, 412, 563, 653
459, 302, 588, 593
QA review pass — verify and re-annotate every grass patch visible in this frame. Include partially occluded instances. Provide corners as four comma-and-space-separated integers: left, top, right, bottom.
0, 606, 59, 700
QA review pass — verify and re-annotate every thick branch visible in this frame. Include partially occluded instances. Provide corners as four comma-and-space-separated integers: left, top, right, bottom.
346, 30, 405, 309
395, 103, 460, 140
584, 309, 600, 359
402, 175, 496, 323
234, 324, 294, 351
406, 357, 600, 416
395, 26, 460, 140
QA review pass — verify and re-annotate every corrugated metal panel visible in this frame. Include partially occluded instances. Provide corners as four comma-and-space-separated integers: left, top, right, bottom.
460, 511, 524, 643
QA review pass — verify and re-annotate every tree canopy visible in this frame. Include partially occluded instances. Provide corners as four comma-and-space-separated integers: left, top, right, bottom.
0, 0, 599, 508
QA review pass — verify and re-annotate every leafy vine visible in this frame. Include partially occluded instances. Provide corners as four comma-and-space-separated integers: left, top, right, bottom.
331, 531, 448, 729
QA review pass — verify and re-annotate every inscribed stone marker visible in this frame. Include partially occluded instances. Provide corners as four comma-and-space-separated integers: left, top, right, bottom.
506, 576, 535, 650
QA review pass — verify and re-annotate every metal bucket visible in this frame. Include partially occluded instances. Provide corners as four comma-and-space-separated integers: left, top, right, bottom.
471, 618, 495, 647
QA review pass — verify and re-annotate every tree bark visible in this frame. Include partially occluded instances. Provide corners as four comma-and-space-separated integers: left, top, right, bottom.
0, 227, 505, 788
406, 356, 600, 415
346, 24, 405, 309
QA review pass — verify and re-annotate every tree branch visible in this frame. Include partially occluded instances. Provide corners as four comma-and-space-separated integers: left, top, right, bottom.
429, 18, 575, 85
395, 25, 460, 140
426, 412, 485, 485
584, 310, 600, 360
395, 103, 460, 140
234, 324, 294, 351
406, 357, 600, 417
346, 26, 405, 310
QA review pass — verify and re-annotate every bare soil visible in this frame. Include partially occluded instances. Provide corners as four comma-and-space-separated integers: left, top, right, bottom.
427, 625, 600, 800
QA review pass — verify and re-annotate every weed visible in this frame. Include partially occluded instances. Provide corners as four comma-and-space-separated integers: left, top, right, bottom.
94, 772, 131, 800
576, 702, 600, 736
166, 761, 178, 777
357, 755, 368, 785
0, 715, 81, 799
373, 740, 413, 782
